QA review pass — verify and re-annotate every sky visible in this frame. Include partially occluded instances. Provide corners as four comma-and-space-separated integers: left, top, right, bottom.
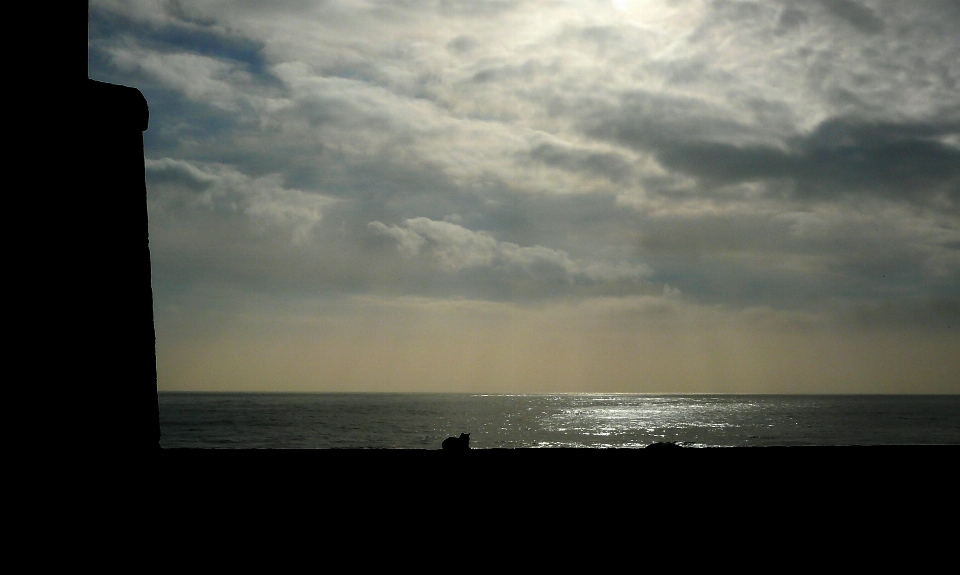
89, 0, 960, 393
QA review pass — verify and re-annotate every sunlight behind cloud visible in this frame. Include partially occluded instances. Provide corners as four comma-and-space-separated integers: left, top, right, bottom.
90, 0, 960, 393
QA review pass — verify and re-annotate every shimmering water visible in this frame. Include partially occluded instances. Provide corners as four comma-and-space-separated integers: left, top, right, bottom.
159, 393, 960, 448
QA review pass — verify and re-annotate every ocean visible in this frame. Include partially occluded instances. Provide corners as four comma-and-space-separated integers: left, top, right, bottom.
159, 393, 960, 448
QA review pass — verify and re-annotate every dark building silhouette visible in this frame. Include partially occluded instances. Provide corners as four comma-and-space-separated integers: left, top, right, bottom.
85, 78, 159, 448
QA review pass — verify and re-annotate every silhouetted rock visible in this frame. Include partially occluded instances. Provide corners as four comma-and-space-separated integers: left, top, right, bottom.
442, 433, 471, 450
646, 441, 683, 449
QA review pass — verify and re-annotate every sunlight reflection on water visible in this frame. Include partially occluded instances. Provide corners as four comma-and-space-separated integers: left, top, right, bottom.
160, 393, 960, 448
542, 395, 744, 446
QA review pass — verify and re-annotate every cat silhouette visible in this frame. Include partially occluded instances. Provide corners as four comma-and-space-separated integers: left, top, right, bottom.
442, 432, 470, 450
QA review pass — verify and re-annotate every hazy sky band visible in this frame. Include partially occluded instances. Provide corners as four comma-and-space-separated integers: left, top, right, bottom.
89, 0, 960, 393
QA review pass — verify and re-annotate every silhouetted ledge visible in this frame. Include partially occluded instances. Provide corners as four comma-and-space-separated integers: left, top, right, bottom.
87, 79, 149, 132
152, 447, 951, 509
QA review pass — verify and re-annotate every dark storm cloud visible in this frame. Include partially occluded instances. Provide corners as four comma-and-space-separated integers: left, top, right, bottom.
659, 119, 960, 204
528, 142, 634, 184
582, 89, 778, 152
815, 0, 884, 34
775, 7, 808, 34
590, 96, 960, 206
759, 0, 885, 35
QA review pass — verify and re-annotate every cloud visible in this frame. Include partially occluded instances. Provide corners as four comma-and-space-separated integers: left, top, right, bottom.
815, 0, 884, 34
586, 87, 960, 207
146, 158, 338, 245
528, 141, 635, 184
368, 217, 652, 297
106, 45, 256, 112
651, 118, 960, 206
446, 34, 479, 54
582, 88, 785, 152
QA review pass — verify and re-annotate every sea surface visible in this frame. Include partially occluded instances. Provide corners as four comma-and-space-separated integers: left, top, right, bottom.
159, 393, 960, 448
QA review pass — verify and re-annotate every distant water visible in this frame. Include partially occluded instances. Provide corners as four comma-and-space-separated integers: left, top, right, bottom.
159, 393, 960, 448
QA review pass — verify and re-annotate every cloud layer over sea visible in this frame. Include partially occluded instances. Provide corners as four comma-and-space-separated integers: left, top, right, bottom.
90, 0, 960, 392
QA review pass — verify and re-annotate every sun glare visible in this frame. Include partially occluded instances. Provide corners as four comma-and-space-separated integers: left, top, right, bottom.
610, 0, 698, 31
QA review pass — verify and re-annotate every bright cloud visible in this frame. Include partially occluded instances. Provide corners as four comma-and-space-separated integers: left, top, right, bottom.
369, 217, 651, 283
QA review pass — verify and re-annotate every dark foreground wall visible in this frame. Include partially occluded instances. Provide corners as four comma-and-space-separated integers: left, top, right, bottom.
86, 79, 159, 448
